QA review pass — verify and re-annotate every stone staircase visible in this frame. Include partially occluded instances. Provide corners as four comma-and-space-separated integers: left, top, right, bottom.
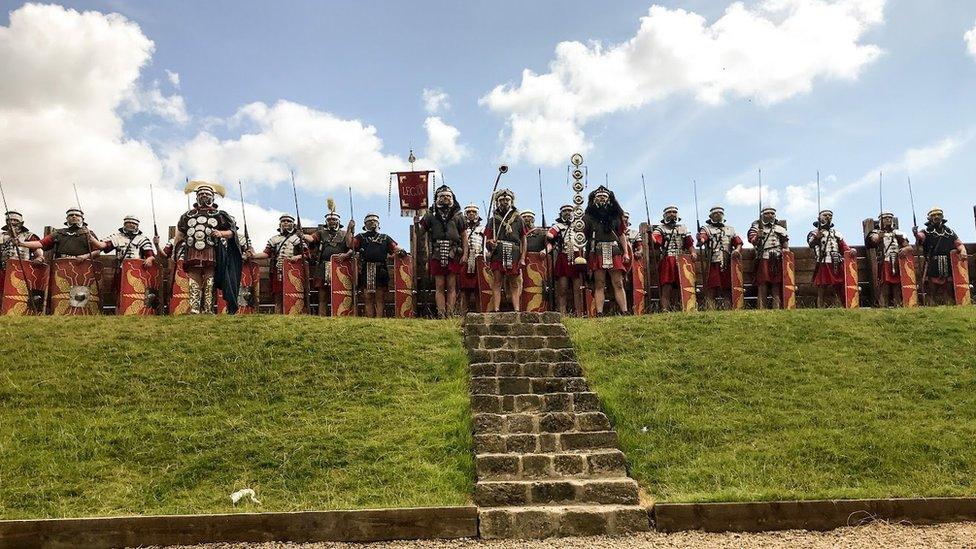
463, 312, 650, 538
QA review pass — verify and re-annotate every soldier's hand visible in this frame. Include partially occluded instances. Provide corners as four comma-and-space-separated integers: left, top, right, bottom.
623, 253, 632, 265
153, 235, 160, 246
347, 220, 355, 231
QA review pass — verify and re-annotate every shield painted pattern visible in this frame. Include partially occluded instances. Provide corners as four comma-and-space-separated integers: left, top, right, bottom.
168, 259, 192, 315
282, 256, 308, 315
781, 250, 797, 310
730, 255, 745, 310
330, 255, 357, 316
216, 260, 259, 314
842, 249, 860, 309
677, 253, 697, 312
631, 256, 647, 315
394, 253, 415, 318
951, 250, 971, 306
49, 258, 100, 315
520, 253, 548, 313
476, 256, 493, 313
118, 259, 160, 316
1, 263, 49, 316
898, 250, 918, 308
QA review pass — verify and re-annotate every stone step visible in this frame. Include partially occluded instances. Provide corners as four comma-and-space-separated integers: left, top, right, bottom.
468, 348, 577, 363
464, 322, 568, 337
463, 312, 563, 325
471, 392, 603, 414
474, 478, 640, 507
474, 412, 611, 435
470, 362, 583, 378
476, 449, 628, 480
464, 334, 574, 351
474, 431, 619, 454
479, 505, 650, 539
470, 376, 590, 396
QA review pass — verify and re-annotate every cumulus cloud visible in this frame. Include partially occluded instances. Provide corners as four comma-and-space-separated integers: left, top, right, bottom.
424, 116, 469, 165
422, 87, 450, 114
165, 69, 181, 88
482, 0, 886, 164
725, 183, 780, 208
966, 20, 976, 59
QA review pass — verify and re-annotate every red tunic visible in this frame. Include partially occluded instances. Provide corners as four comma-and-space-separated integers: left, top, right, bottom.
428, 258, 463, 276
879, 261, 900, 285
755, 259, 782, 285
706, 263, 732, 289
483, 225, 527, 276
651, 232, 694, 286
811, 240, 850, 287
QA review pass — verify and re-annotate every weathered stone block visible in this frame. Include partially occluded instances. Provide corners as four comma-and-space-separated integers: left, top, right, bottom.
538, 348, 574, 361
505, 434, 538, 453
498, 377, 531, 395
553, 362, 582, 377
487, 324, 513, 335
501, 395, 516, 411
468, 349, 490, 363
547, 335, 573, 349
572, 392, 601, 412
505, 413, 535, 433
471, 395, 501, 413
517, 336, 547, 350
564, 378, 589, 392
542, 393, 572, 412
476, 454, 519, 478
482, 335, 507, 349
534, 323, 567, 336
581, 480, 639, 505
553, 454, 586, 476
475, 482, 528, 506
538, 433, 558, 453
511, 508, 558, 539
513, 394, 543, 412
512, 324, 536, 336
529, 481, 576, 504
520, 454, 551, 477
470, 377, 498, 395
497, 362, 520, 376
587, 451, 627, 475
609, 507, 651, 534
491, 349, 517, 362
560, 508, 609, 537
540, 311, 561, 323
463, 335, 481, 349
470, 363, 496, 377
474, 413, 505, 433
521, 362, 550, 377
463, 313, 486, 325
540, 412, 575, 433
464, 323, 489, 336
478, 509, 515, 539
576, 412, 611, 432
489, 312, 518, 325
473, 434, 506, 453
518, 312, 541, 323
560, 431, 618, 451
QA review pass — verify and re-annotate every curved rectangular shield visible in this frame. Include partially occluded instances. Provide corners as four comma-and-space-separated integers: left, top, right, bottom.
730, 254, 745, 310
951, 250, 971, 306
842, 249, 860, 309
476, 256, 493, 313
1, 262, 50, 316
631, 255, 647, 315
49, 258, 100, 315
168, 259, 192, 315
330, 255, 357, 316
781, 250, 797, 310
282, 256, 308, 315
898, 250, 918, 308
678, 253, 697, 312
520, 252, 548, 313
394, 253, 415, 318
118, 259, 160, 315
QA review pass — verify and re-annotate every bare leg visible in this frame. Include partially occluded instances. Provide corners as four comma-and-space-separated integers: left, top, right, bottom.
363, 292, 375, 317
610, 270, 627, 313
593, 270, 607, 314
572, 275, 585, 315
771, 284, 782, 309
491, 274, 503, 312
660, 282, 671, 312
757, 283, 768, 310
318, 285, 330, 316
816, 287, 825, 308
704, 287, 717, 311
374, 288, 387, 318
433, 275, 447, 317
446, 275, 458, 317
508, 275, 522, 312
556, 277, 569, 314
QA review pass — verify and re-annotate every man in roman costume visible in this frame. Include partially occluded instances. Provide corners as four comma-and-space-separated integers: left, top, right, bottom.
583, 186, 630, 315
651, 205, 694, 311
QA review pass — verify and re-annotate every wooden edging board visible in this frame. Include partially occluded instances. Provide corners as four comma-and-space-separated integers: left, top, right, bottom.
652, 497, 976, 533
0, 505, 477, 548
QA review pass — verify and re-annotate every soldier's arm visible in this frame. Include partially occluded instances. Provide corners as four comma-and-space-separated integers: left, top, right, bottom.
956, 238, 967, 257
461, 227, 469, 260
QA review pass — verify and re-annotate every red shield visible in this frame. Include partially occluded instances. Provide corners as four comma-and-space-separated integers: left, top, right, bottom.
49, 258, 100, 315
520, 252, 548, 313
394, 253, 414, 318
898, 250, 918, 308
118, 259, 160, 316
631, 256, 647, 315
476, 256, 493, 313
1, 262, 49, 316
730, 255, 745, 310
842, 249, 860, 309
168, 259, 192, 315
216, 260, 260, 314
677, 253, 697, 312
330, 255, 357, 316
951, 250, 971, 306
282, 256, 308, 315
781, 250, 797, 310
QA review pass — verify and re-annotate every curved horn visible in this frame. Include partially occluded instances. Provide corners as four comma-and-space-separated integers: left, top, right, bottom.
498, 165, 509, 174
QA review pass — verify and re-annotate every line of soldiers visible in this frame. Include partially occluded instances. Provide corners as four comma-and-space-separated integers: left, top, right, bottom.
0, 179, 970, 316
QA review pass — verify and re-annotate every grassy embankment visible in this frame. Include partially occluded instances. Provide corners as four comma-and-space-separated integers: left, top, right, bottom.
0, 316, 471, 519
567, 308, 976, 503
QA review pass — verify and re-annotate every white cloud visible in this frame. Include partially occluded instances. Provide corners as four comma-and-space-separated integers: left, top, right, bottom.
165, 69, 181, 88
422, 87, 450, 114
966, 20, 976, 59
424, 116, 468, 166
483, 0, 886, 164
725, 184, 780, 208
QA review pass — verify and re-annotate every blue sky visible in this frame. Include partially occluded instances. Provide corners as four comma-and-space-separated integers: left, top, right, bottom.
1, 0, 974, 244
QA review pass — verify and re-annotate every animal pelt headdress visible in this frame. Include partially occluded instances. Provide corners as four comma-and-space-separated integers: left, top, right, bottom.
584, 185, 624, 230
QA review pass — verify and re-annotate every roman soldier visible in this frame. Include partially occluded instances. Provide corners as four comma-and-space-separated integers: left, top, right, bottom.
547, 204, 585, 314
748, 207, 789, 309
418, 185, 467, 318
174, 181, 242, 314
583, 186, 629, 315
623, 212, 643, 262
866, 211, 911, 307
304, 207, 349, 316
347, 213, 406, 318
915, 207, 967, 305
522, 210, 548, 255
459, 203, 484, 315
807, 209, 851, 307
22, 208, 100, 261
483, 188, 527, 312
248, 214, 307, 314
651, 205, 694, 311
87, 215, 156, 308
697, 206, 742, 310
1, 211, 43, 267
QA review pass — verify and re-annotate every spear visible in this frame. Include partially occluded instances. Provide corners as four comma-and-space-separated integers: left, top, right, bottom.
290, 170, 310, 311
72, 183, 101, 310
878, 171, 884, 215
149, 183, 159, 239
641, 174, 651, 228
348, 186, 355, 223
538, 169, 547, 228
237, 180, 250, 248
0, 179, 35, 305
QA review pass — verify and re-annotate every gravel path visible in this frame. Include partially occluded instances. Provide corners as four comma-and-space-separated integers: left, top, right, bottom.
159, 521, 976, 549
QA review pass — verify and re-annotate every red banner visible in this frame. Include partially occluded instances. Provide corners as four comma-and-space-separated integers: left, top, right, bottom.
395, 171, 432, 216
49, 258, 100, 316
118, 259, 160, 316
1, 262, 49, 316
394, 253, 415, 318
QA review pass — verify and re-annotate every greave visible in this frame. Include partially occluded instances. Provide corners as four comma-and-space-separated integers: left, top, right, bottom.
203, 276, 215, 314
188, 279, 202, 314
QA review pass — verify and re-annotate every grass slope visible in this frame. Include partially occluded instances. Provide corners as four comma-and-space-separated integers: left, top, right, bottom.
0, 317, 471, 519
567, 308, 976, 503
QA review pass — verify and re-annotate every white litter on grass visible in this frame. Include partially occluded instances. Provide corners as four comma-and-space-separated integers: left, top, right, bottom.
230, 488, 262, 505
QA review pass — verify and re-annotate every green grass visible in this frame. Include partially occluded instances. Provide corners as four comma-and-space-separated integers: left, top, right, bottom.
0, 316, 472, 519
566, 308, 976, 503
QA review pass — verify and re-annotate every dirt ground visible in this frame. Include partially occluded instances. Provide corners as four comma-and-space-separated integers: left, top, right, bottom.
161, 521, 976, 549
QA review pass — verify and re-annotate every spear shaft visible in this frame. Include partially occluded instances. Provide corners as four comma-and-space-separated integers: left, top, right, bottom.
0, 179, 34, 299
